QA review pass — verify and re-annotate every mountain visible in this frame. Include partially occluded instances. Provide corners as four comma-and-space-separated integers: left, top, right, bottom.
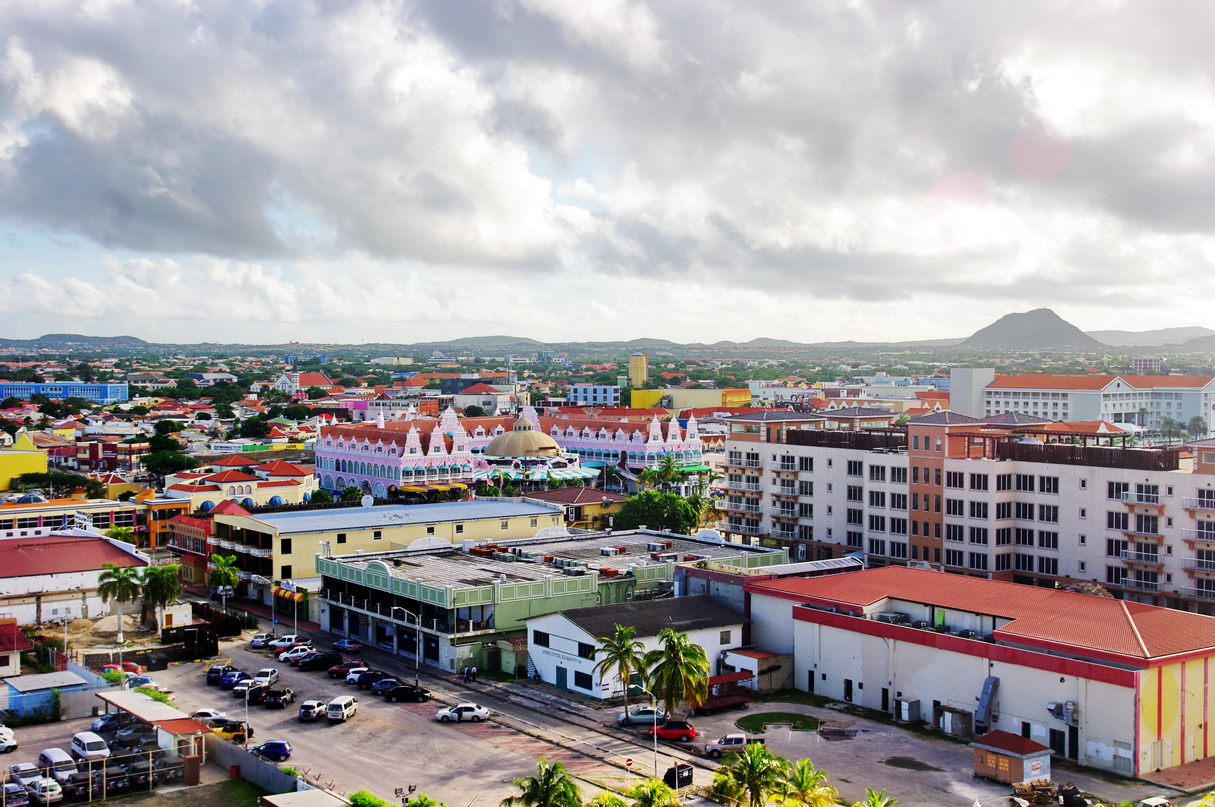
1085, 326, 1215, 347
0, 333, 151, 351
1181, 333, 1215, 351
960, 309, 1106, 350
428, 335, 543, 348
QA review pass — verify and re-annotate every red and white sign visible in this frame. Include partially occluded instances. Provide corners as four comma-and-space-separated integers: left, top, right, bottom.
625, 759, 633, 768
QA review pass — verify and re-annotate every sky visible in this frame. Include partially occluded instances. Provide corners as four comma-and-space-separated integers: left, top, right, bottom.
1, 0, 1214, 345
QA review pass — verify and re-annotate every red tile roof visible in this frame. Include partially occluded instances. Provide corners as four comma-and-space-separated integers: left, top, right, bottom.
990, 374, 1215, 391
209, 500, 252, 516
0, 536, 147, 578
971, 730, 1051, 757
254, 461, 309, 476
204, 470, 261, 483
0, 621, 34, 653
167, 483, 222, 492
297, 372, 333, 387
211, 455, 253, 467
748, 566, 1215, 663
458, 382, 505, 395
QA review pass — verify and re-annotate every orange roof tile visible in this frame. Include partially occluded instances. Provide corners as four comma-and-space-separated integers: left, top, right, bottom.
203, 470, 261, 483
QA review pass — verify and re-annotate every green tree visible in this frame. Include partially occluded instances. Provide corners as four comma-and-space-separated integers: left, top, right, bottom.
153, 420, 181, 435
97, 562, 144, 644
305, 387, 328, 400
499, 758, 583, 807
282, 405, 313, 420
208, 553, 240, 613
849, 788, 896, 807
0, 396, 22, 409
713, 744, 785, 807
309, 489, 334, 504
585, 793, 628, 807
237, 418, 271, 439
143, 450, 199, 481
340, 486, 364, 502
463, 405, 487, 418
637, 467, 662, 490
141, 564, 183, 630
593, 624, 648, 721
643, 628, 709, 717
1188, 416, 1209, 440
612, 491, 698, 534
104, 526, 136, 544
625, 780, 680, 807
1160, 417, 1185, 445
128, 404, 149, 415
775, 759, 837, 807
600, 465, 624, 492
656, 454, 681, 491
147, 432, 181, 453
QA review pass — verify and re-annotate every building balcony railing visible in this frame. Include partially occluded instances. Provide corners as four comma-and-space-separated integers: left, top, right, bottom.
1122, 493, 1163, 507
743, 483, 762, 492
773, 487, 798, 498
726, 523, 763, 535
772, 529, 796, 539
774, 510, 797, 520
743, 460, 763, 469
1182, 529, 1215, 544
1180, 586, 1215, 601
1183, 497, 1215, 511
722, 501, 761, 514
1121, 529, 1165, 543
1119, 578, 1161, 593
776, 463, 797, 472
318, 590, 484, 634
1120, 550, 1163, 566
1182, 558, 1215, 572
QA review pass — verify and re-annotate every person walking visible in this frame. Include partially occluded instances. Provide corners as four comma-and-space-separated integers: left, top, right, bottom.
470, 665, 477, 683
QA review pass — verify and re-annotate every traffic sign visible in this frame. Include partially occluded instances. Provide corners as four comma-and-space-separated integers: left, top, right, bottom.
273, 618, 279, 624
625, 759, 633, 768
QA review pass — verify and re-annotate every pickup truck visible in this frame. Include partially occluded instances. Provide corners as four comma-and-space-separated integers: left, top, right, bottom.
705, 734, 765, 759
262, 688, 297, 708
211, 720, 254, 744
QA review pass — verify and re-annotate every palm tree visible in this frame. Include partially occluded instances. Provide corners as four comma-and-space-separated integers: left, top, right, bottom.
626, 779, 680, 807
1160, 417, 1184, 445
97, 562, 144, 644
592, 625, 648, 721
849, 788, 896, 807
656, 454, 681, 492
104, 526, 136, 544
585, 793, 627, 807
775, 759, 837, 807
1188, 416, 1209, 440
637, 467, 661, 491
713, 743, 785, 807
208, 553, 240, 614
142, 564, 183, 630
499, 758, 583, 807
707, 768, 745, 807
643, 628, 709, 717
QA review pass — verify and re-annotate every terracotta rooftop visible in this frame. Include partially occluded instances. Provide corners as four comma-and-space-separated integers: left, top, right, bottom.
990, 374, 1215, 391
970, 730, 1052, 757
0, 536, 147, 578
747, 566, 1215, 664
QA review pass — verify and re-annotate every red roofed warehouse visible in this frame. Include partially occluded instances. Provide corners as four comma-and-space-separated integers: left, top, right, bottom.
746, 566, 1215, 776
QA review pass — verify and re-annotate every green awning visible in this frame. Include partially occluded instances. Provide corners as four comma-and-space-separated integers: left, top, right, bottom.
678, 464, 712, 473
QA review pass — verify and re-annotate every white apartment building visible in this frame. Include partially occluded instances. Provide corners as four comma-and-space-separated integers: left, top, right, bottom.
723, 411, 1215, 616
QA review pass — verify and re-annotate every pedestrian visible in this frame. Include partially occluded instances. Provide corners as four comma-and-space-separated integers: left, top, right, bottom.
461, 666, 470, 683
470, 665, 477, 683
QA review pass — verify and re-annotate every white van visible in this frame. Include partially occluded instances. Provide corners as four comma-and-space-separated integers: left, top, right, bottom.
70, 731, 111, 763
37, 747, 78, 784
326, 696, 358, 722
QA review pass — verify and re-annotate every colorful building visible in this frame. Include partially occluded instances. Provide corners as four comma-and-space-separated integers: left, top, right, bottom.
0, 433, 48, 490
0, 382, 128, 404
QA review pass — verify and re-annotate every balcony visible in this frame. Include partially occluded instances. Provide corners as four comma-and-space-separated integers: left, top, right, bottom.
773, 487, 798, 498
1120, 550, 1163, 567
1182, 558, 1215, 572
772, 529, 796, 540
774, 510, 797, 520
1122, 492, 1164, 509
1121, 529, 1165, 544
744, 460, 763, 469
1183, 497, 1215, 512
743, 483, 762, 493
1182, 529, 1215, 545
318, 590, 457, 633
1119, 578, 1161, 593
727, 523, 763, 535
775, 463, 797, 473
1180, 586, 1215, 601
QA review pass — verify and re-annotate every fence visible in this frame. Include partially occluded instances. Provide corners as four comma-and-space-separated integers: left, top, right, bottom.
189, 601, 256, 637
206, 734, 299, 795
0, 744, 185, 805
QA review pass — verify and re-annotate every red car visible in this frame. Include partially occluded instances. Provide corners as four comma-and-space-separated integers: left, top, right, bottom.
647, 720, 698, 742
328, 660, 369, 679
100, 661, 147, 675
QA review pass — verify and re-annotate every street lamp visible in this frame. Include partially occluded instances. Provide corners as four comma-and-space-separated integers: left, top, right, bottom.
635, 685, 662, 780
390, 607, 421, 687
249, 575, 275, 635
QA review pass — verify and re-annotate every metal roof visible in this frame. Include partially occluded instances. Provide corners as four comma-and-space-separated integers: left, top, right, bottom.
94, 690, 191, 722
555, 594, 743, 638
240, 501, 561, 535
758, 556, 866, 576
6, 671, 87, 692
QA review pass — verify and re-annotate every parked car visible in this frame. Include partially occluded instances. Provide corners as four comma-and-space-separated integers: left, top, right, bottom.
9, 764, 43, 789
68, 733, 110, 764
647, 720, 698, 742
118, 759, 154, 789
262, 688, 297, 708
150, 757, 183, 784
0, 726, 16, 754
219, 670, 252, 689
99, 661, 145, 675
355, 670, 392, 690
281, 646, 316, 665
297, 651, 343, 672
435, 703, 489, 723
89, 713, 136, 734
252, 669, 280, 687
382, 684, 430, 704
268, 635, 305, 650
250, 741, 292, 762
370, 678, 403, 696
22, 776, 62, 805
211, 720, 253, 743
272, 643, 311, 659
333, 638, 363, 652
250, 632, 275, 649
704, 734, 765, 759
189, 708, 226, 722
234, 683, 269, 705
205, 665, 238, 685
328, 660, 368, 679
111, 731, 156, 752
36, 750, 77, 786
3, 782, 30, 807
297, 700, 325, 722
60, 772, 94, 803
344, 667, 371, 685
89, 766, 129, 797
326, 697, 358, 723
617, 705, 667, 725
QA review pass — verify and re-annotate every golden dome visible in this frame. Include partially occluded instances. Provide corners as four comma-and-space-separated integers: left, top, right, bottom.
484, 417, 562, 458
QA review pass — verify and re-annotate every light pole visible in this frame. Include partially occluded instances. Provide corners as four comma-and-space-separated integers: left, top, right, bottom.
636, 685, 661, 780
250, 575, 275, 635
390, 607, 421, 687
243, 686, 251, 749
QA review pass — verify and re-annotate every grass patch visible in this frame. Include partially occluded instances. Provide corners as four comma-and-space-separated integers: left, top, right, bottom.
750, 689, 832, 708
736, 712, 820, 733
216, 778, 270, 807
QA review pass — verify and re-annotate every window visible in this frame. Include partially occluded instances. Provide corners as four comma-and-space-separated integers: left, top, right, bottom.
847, 485, 864, 502
869, 491, 886, 508
372, 530, 383, 541
934, 495, 941, 513
533, 631, 550, 647
1106, 566, 1127, 585
1038, 505, 1059, 523
798, 480, 813, 496
720, 630, 732, 644
995, 553, 1012, 571
1135, 514, 1159, 534
995, 502, 1012, 520
890, 493, 907, 510
891, 467, 907, 484
426, 526, 436, 536
1078, 508, 1086, 519
869, 538, 886, 556
578, 642, 596, 660
969, 552, 989, 571
847, 508, 863, 525
890, 517, 908, 535
799, 457, 813, 472
799, 502, 813, 518
280, 565, 292, 578
969, 527, 989, 545
846, 531, 864, 548
279, 538, 292, 555
530, 518, 538, 527
945, 524, 964, 542
970, 474, 989, 491
1015, 553, 1034, 572
455, 524, 464, 534
336, 533, 347, 544
1015, 528, 1035, 546
996, 527, 1012, 545
944, 549, 964, 567
889, 541, 908, 559
1015, 502, 1035, 520
945, 498, 964, 516
500, 520, 509, 530
1038, 531, 1059, 550
1016, 474, 1035, 492
996, 474, 1013, 491
1039, 476, 1059, 495
868, 514, 886, 532
912, 466, 920, 483
1037, 557, 1059, 576
847, 460, 863, 477
934, 468, 942, 485
869, 465, 886, 482
1107, 511, 1128, 531
946, 471, 964, 489
1108, 481, 1129, 501
970, 501, 989, 520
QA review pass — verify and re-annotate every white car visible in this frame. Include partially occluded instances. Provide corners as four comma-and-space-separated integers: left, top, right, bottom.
345, 667, 370, 684
269, 635, 303, 650
436, 703, 490, 723
0, 726, 15, 754
252, 669, 280, 686
8, 763, 42, 788
617, 705, 667, 725
24, 776, 62, 803
280, 646, 314, 664
250, 632, 275, 648
190, 709, 226, 721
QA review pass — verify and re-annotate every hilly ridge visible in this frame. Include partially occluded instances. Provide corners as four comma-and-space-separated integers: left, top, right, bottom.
961, 309, 1105, 350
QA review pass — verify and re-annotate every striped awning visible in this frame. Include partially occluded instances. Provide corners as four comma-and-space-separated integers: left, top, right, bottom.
400, 483, 468, 493
273, 586, 305, 602
473, 467, 600, 482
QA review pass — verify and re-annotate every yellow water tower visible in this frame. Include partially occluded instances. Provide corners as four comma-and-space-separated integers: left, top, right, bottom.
628, 353, 649, 388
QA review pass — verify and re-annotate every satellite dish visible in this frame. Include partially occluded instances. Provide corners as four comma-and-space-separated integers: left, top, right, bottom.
360, 495, 374, 508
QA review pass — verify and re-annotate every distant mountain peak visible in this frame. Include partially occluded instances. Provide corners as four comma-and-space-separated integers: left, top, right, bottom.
961, 309, 1105, 350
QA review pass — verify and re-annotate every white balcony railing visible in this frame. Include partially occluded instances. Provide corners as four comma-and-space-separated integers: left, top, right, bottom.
1120, 578, 1161, 592
1182, 558, 1215, 572
1181, 586, 1215, 600
1120, 550, 1163, 565
1184, 497, 1215, 510
1122, 492, 1161, 506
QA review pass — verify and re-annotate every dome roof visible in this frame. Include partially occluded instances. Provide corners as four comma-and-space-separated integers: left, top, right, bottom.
484, 417, 562, 458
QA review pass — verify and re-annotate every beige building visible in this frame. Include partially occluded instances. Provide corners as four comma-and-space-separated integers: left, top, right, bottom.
629, 353, 649, 388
